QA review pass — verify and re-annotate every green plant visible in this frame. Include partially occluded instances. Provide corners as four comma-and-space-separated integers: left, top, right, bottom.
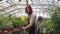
51, 7, 60, 34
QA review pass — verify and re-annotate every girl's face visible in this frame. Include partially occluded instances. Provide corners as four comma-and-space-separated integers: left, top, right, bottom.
38, 21, 42, 23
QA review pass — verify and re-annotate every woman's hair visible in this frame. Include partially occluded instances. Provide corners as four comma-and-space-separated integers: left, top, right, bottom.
25, 4, 33, 15
38, 16, 43, 21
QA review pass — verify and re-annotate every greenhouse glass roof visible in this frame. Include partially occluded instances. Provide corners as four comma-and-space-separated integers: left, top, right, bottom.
0, 0, 59, 18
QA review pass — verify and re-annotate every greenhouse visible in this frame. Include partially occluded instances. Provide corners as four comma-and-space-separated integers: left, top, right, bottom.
0, 0, 60, 34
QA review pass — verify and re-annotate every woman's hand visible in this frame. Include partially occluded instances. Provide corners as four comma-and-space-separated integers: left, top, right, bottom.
22, 26, 27, 29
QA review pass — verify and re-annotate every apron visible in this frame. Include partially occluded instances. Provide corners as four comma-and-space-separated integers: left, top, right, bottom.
27, 16, 36, 34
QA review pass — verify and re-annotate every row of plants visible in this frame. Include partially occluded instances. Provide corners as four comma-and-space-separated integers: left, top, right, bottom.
0, 14, 28, 34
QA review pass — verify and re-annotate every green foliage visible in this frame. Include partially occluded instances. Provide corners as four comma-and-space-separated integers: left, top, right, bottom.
0, 14, 28, 29
42, 18, 54, 34
0, 14, 28, 34
51, 7, 60, 34
42, 7, 60, 34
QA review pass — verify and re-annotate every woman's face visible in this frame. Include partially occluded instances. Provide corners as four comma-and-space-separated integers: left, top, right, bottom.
25, 5, 32, 15
26, 7, 30, 13
26, 7, 32, 15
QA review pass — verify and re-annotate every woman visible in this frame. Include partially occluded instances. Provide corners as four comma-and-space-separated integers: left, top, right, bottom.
22, 4, 36, 34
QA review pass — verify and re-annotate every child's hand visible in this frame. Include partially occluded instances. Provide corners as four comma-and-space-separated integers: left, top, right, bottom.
36, 27, 39, 32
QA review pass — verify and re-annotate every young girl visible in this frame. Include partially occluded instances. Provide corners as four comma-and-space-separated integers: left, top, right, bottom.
36, 16, 43, 34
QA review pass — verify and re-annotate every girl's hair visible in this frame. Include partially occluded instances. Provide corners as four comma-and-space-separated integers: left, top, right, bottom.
25, 4, 33, 15
38, 16, 43, 21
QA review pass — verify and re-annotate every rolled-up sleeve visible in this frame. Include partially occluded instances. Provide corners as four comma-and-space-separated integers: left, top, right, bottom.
29, 14, 35, 26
